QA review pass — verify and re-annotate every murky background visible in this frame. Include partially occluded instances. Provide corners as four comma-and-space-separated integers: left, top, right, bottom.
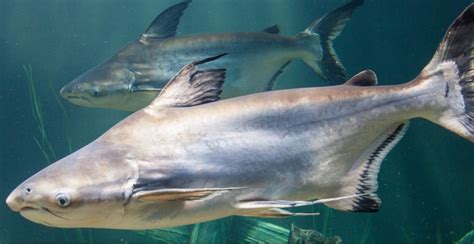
1, 0, 473, 243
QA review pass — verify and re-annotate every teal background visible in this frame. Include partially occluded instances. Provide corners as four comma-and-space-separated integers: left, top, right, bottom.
1, 0, 473, 243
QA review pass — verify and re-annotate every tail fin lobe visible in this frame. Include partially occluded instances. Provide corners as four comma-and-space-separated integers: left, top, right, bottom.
300, 0, 364, 84
418, 4, 474, 141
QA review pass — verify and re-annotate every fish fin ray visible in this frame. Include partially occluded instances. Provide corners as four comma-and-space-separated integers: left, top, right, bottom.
236, 194, 363, 218
147, 54, 227, 109
131, 82, 162, 92
135, 187, 243, 202
263, 61, 292, 92
344, 70, 378, 86
417, 4, 474, 142
141, 1, 191, 40
238, 208, 320, 218
325, 122, 408, 212
262, 24, 281, 34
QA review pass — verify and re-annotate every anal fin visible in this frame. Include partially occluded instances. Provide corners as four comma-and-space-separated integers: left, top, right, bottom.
325, 122, 409, 212
344, 70, 378, 86
263, 61, 292, 92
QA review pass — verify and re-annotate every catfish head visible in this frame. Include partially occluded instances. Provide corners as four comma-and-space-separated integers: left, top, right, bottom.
5, 143, 137, 228
59, 51, 161, 111
59, 1, 192, 111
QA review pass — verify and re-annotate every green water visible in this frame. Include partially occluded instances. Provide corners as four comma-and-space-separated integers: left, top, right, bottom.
1, 0, 473, 243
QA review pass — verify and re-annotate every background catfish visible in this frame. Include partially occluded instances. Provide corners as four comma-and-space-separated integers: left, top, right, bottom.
6, 4, 474, 229
60, 0, 363, 111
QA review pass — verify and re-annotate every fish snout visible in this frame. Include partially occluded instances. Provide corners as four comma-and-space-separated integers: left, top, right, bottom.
60, 83, 92, 107
6, 186, 38, 212
59, 84, 78, 98
6, 190, 22, 212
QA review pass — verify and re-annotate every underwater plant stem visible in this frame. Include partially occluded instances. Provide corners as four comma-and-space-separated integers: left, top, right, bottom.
322, 207, 332, 237
401, 226, 414, 244
24, 64, 58, 162
360, 216, 372, 244
436, 223, 442, 244
25, 65, 43, 130
48, 80, 73, 152
32, 136, 52, 163
75, 229, 84, 243
87, 229, 93, 244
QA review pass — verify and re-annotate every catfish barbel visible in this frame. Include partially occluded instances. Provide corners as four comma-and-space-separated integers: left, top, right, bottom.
59, 0, 363, 111
6, 4, 474, 229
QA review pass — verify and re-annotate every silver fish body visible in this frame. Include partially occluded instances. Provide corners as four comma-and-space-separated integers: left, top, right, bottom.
6, 4, 474, 229
60, 0, 364, 111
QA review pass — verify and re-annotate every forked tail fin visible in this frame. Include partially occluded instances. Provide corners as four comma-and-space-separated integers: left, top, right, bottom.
415, 4, 474, 142
299, 0, 364, 84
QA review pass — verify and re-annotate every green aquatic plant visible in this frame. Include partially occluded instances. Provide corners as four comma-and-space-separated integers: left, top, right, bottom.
24, 64, 57, 163
138, 217, 343, 243
401, 226, 414, 244
456, 229, 474, 244
137, 226, 191, 243
322, 206, 333, 237
190, 218, 233, 243
48, 80, 73, 152
359, 216, 372, 244
436, 223, 442, 244
230, 218, 289, 243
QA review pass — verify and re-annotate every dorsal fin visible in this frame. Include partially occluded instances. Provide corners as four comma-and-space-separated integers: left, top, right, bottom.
147, 53, 227, 110
344, 70, 378, 86
141, 1, 191, 40
262, 24, 280, 34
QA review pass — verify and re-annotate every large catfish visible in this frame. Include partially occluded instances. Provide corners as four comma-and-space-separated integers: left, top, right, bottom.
60, 0, 363, 111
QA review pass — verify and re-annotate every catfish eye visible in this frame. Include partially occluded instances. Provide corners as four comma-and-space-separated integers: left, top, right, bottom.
55, 193, 71, 207
92, 89, 101, 97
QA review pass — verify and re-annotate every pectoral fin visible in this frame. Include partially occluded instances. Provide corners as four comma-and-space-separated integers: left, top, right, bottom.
147, 53, 227, 110
236, 194, 363, 218
135, 187, 243, 202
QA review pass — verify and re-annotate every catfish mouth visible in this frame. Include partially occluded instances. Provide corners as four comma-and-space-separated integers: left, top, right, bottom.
20, 206, 69, 220
61, 94, 95, 107
19, 206, 38, 212
63, 95, 92, 103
